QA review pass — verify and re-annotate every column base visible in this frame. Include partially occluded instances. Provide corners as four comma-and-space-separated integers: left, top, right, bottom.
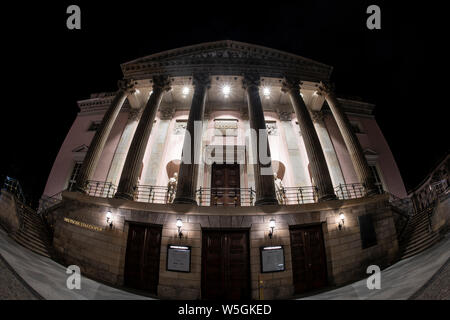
114, 192, 134, 201
255, 198, 279, 206
173, 197, 198, 205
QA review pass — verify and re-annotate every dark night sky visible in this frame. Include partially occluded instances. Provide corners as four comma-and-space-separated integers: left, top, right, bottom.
1, 1, 447, 206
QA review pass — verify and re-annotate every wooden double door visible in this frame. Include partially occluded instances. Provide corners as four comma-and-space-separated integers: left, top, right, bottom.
124, 223, 162, 294
211, 163, 240, 206
201, 229, 251, 300
290, 224, 328, 294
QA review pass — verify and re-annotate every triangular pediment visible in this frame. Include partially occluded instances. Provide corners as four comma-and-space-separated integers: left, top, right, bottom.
121, 40, 332, 82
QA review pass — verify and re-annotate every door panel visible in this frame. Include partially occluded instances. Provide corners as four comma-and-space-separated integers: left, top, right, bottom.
124, 224, 162, 294
211, 163, 240, 205
290, 225, 327, 294
202, 230, 250, 300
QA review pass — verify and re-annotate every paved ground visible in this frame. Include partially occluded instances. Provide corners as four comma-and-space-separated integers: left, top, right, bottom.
0, 226, 449, 300
0, 228, 150, 300
410, 258, 450, 300
0, 254, 37, 300
300, 234, 450, 300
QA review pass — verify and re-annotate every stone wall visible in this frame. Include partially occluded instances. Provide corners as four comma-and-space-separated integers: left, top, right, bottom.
431, 194, 450, 235
50, 192, 399, 299
0, 190, 20, 233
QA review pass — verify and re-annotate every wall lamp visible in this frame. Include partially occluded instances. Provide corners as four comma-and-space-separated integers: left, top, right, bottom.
106, 211, 113, 229
176, 218, 183, 238
268, 218, 276, 239
338, 213, 345, 230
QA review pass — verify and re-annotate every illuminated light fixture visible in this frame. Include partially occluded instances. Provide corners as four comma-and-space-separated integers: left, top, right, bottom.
135, 89, 140, 95
300, 92, 304, 97
313, 91, 318, 96
106, 211, 113, 229
176, 218, 183, 238
338, 213, 345, 230
263, 87, 271, 99
268, 218, 276, 239
182, 86, 190, 97
222, 85, 231, 98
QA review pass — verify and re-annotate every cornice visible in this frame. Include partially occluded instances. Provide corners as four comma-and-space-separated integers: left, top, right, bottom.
120, 40, 333, 82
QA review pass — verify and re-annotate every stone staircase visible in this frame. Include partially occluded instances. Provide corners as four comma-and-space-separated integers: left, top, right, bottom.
11, 203, 53, 258
399, 205, 441, 259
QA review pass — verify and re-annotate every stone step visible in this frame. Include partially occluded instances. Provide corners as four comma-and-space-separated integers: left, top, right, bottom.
401, 233, 441, 258
400, 229, 435, 248
402, 223, 431, 240
21, 212, 44, 225
14, 232, 50, 251
12, 234, 52, 258
18, 227, 51, 246
404, 221, 429, 235
21, 221, 50, 240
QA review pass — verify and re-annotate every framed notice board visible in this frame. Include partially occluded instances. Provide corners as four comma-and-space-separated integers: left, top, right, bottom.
260, 246, 285, 273
167, 245, 191, 273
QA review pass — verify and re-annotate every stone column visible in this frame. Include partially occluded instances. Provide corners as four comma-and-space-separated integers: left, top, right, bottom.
115, 76, 171, 200
310, 110, 345, 187
173, 73, 210, 204
243, 73, 278, 205
282, 78, 336, 201
318, 82, 377, 195
75, 79, 135, 192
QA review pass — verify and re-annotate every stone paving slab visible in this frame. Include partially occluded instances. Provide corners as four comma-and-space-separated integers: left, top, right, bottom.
300, 234, 450, 300
0, 228, 151, 300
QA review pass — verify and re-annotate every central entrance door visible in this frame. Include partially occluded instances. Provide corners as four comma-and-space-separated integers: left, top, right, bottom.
201, 229, 250, 300
124, 223, 162, 294
289, 224, 328, 295
211, 163, 240, 206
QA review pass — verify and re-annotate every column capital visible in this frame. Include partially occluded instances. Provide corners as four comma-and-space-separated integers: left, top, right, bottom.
151, 75, 172, 92
192, 73, 211, 88
242, 73, 261, 89
310, 110, 325, 123
128, 107, 144, 122
281, 77, 302, 93
317, 81, 335, 98
159, 106, 176, 120
117, 78, 136, 94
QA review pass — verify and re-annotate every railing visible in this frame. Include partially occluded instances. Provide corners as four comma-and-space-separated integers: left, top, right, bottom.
278, 186, 319, 205
2, 176, 26, 204
38, 191, 63, 214
196, 187, 256, 206
85, 180, 117, 198
134, 185, 173, 204
334, 183, 366, 200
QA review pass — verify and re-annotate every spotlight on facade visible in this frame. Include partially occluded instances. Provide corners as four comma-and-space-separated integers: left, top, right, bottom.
106, 211, 113, 229
313, 91, 318, 96
268, 218, 276, 239
338, 213, 345, 230
176, 218, 183, 238
182, 86, 190, 98
222, 85, 231, 98
263, 87, 271, 99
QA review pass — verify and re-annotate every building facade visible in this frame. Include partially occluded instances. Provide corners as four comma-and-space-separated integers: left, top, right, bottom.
41, 41, 407, 299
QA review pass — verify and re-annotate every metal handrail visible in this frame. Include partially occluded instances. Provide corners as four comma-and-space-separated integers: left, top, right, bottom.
279, 186, 319, 205
334, 183, 367, 200
85, 180, 117, 198
196, 187, 256, 206
134, 185, 173, 204
2, 176, 27, 204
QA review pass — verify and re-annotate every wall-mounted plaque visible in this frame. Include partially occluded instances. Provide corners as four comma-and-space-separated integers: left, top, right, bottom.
260, 246, 285, 273
167, 245, 191, 272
